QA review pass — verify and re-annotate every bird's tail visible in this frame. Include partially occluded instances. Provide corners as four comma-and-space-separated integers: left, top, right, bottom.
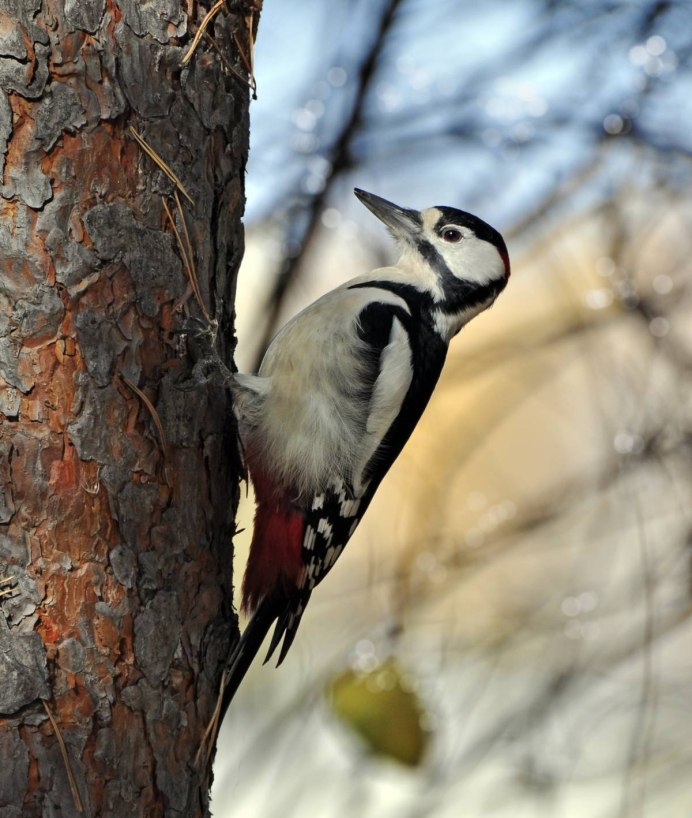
196, 597, 283, 770
219, 595, 281, 719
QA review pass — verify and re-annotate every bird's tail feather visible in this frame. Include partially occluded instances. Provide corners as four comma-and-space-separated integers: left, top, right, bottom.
219, 596, 281, 718
196, 597, 282, 770
263, 595, 310, 667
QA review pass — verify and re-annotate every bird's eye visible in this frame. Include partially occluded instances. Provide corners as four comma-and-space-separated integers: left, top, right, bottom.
441, 227, 462, 243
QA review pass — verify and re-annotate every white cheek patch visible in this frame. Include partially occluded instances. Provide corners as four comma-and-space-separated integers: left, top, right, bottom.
439, 238, 505, 285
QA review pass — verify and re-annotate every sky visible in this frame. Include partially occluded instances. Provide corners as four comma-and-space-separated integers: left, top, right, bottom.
243, 0, 691, 232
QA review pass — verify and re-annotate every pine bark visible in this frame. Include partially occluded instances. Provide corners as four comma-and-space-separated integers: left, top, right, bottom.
0, 1, 253, 814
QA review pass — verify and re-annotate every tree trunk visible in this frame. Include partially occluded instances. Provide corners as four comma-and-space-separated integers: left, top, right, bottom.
0, 2, 255, 815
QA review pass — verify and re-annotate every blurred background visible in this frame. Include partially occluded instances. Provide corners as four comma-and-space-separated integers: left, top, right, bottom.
212, 1, 692, 816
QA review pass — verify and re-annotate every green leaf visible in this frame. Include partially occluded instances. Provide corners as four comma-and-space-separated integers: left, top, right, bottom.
326, 658, 431, 767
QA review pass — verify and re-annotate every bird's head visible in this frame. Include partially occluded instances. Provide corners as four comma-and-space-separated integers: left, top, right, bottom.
354, 189, 510, 315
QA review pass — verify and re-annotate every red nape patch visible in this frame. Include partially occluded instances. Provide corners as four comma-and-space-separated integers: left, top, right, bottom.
241, 470, 305, 613
500, 247, 511, 279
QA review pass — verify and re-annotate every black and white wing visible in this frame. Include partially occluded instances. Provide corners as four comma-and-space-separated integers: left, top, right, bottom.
265, 297, 429, 664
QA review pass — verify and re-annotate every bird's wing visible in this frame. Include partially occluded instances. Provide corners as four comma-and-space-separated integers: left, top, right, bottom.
265, 299, 415, 666
265, 477, 365, 666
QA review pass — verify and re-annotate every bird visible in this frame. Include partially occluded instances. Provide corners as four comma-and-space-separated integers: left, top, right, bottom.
221, 188, 510, 715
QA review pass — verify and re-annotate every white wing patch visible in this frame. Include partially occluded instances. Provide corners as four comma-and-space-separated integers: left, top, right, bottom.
317, 517, 333, 541
304, 526, 317, 553
353, 316, 412, 492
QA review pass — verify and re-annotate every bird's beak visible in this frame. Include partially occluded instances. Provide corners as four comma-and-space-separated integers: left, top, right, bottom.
354, 189, 420, 240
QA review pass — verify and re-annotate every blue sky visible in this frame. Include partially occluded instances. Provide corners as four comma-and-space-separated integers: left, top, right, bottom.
244, 0, 691, 234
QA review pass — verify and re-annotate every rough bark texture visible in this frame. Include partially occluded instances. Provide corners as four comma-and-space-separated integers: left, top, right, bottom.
0, 1, 253, 815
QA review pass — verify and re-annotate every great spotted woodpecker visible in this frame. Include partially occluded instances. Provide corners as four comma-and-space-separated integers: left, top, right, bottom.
223, 189, 510, 711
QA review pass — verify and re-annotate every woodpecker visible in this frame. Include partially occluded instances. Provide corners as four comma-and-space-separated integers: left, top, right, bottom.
223, 189, 510, 711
